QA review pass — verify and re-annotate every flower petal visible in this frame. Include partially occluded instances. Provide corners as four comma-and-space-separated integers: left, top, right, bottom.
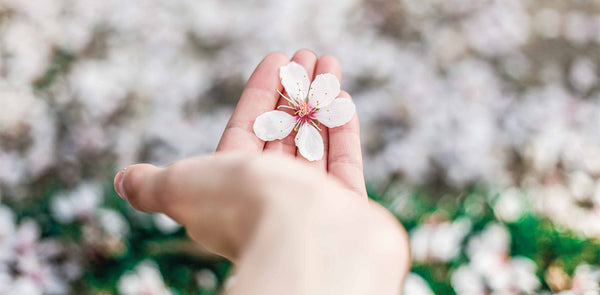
314, 97, 356, 128
280, 62, 310, 103
253, 110, 296, 141
295, 124, 324, 161
308, 73, 340, 109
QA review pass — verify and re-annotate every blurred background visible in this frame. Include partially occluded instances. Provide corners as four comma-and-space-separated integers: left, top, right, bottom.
1, 0, 600, 294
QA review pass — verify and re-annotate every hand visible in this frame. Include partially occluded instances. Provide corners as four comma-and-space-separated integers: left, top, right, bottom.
113, 51, 410, 295
216, 50, 367, 197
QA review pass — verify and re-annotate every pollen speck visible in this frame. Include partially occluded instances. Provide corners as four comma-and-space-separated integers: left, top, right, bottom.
280, 120, 282, 123
326, 109, 329, 112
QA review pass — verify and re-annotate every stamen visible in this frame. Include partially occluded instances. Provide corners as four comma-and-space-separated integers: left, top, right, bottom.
310, 120, 321, 131
277, 105, 295, 110
276, 88, 299, 105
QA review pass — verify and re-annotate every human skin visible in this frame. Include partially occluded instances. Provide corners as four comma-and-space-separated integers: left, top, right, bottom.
113, 50, 410, 294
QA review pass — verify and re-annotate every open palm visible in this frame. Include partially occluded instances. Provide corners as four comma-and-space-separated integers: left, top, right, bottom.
216, 50, 367, 198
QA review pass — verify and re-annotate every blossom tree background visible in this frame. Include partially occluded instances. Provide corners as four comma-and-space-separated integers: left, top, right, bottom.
1, 0, 600, 294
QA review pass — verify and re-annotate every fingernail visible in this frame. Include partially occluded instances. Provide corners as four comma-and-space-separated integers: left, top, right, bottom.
114, 167, 128, 200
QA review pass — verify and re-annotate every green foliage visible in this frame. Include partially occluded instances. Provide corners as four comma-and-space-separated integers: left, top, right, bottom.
370, 184, 600, 294
4, 179, 598, 294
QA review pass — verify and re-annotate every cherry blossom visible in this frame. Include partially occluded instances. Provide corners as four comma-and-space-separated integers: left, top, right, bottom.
253, 62, 355, 161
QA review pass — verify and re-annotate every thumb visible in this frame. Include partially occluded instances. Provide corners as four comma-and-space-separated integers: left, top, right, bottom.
113, 153, 268, 259
114, 163, 164, 213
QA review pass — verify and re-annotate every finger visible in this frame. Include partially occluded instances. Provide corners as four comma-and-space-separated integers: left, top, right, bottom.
217, 52, 290, 153
297, 55, 341, 170
327, 91, 367, 198
264, 49, 317, 156
113, 154, 266, 260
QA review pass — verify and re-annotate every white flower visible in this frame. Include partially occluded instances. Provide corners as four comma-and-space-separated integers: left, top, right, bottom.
410, 217, 472, 263
451, 265, 486, 295
196, 269, 218, 291
118, 260, 173, 295
49, 182, 102, 223
454, 223, 541, 295
153, 213, 181, 235
493, 187, 526, 223
96, 209, 130, 238
569, 57, 597, 93
253, 62, 355, 161
569, 264, 600, 293
403, 273, 434, 295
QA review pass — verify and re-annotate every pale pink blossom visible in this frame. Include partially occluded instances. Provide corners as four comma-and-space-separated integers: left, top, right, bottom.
253, 62, 355, 161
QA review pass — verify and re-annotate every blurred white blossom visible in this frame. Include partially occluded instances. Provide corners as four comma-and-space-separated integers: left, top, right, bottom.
118, 260, 173, 295
153, 214, 181, 235
0, 206, 71, 295
453, 223, 541, 295
196, 269, 218, 291
50, 182, 103, 223
403, 273, 434, 295
494, 187, 527, 223
410, 217, 471, 263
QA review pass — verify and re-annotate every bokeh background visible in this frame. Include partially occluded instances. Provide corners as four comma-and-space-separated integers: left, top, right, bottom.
1, 0, 600, 294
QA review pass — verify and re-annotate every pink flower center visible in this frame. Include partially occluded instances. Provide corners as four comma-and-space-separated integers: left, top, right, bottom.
295, 102, 315, 124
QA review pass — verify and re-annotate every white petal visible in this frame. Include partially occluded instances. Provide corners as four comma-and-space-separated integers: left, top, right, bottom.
314, 97, 355, 128
295, 124, 324, 161
280, 62, 310, 102
308, 73, 340, 109
253, 111, 296, 141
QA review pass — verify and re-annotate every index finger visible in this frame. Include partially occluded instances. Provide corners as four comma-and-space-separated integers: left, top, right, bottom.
217, 52, 290, 152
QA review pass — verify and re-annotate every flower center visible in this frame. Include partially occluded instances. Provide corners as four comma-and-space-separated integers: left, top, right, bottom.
274, 88, 320, 131
296, 103, 313, 118
294, 102, 319, 130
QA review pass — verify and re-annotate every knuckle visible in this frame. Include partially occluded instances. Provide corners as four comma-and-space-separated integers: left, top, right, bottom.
332, 151, 361, 167
230, 156, 271, 186
154, 163, 182, 213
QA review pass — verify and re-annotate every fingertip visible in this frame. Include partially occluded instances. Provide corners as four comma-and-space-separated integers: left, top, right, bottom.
119, 163, 162, 212
262, 51, 289, 65
291, 49, 318, 81
294, 49, 318, 62
338, 90, 352, 99
244, 52, 290, 94
317, 55, 342, 80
